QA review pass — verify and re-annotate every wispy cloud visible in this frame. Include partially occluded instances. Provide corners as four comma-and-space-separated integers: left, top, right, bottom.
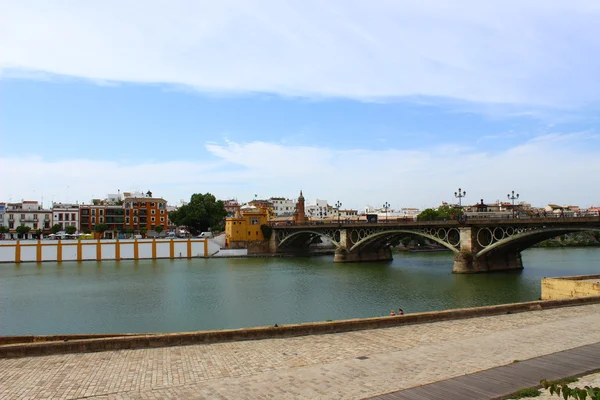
1, 1, 599, 106
3, 132, 599, 209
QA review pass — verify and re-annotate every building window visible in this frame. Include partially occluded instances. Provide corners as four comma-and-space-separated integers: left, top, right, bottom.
151, 217, 155, 222
151, 209, 155, 215
99, 217, 103, 223
126, 217, 130, 224
92, 217, 96, 223
99, 210, 104, 216
92, 209, 96, 215
71, 213, 76, 220
160, 210, 164, 214
150, 202, 155, 207
160, 217, 164, 222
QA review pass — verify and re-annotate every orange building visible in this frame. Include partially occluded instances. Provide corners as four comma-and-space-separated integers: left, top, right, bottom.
225, 206, 269, 248
123, 193, 168, 232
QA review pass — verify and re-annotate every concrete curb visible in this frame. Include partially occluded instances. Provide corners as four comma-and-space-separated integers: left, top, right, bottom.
3, 295, 600, 359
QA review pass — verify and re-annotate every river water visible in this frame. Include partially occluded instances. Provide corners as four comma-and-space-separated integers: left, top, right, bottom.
1, 248, 599, 336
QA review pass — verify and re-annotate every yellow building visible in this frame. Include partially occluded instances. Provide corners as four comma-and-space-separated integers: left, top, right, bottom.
225, 206, 269, 248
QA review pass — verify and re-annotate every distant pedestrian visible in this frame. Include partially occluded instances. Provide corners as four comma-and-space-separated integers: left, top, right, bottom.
389, 310, 396, 316
398, 308, 404, 315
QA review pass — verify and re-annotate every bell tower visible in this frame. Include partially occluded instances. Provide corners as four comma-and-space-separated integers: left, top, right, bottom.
293, 190, 306, 224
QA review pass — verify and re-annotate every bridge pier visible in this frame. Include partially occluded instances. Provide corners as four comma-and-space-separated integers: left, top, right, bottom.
332, 228, 393, 263
452, 226, 524, 273
453, 251, 523, 273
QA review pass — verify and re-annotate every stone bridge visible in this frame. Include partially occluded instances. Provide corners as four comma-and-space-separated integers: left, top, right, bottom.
269, 217, 600, 273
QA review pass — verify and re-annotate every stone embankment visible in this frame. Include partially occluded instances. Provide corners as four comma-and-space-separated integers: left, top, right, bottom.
2, 295, 600, 359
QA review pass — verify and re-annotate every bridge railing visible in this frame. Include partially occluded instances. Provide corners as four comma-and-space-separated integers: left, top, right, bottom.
269, 213, 600, 227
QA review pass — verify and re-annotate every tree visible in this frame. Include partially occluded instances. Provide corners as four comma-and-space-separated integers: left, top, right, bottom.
169, 193, 227, 235
417, 205, 463, 221
140, 227, 147, 238
65, 225, 77, 235
15, 225, 31, 238
436, 204, 463, 218
260, 224, 272, 239
51, 224, 62, 234
0, 226, 9, 234
94, 224, 108, 235
154, 225, 164, 234
417, 208, 439, 221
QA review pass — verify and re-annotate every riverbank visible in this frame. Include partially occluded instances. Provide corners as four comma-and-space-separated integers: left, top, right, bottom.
2, 295, 599, 358
3, 301, 600, 399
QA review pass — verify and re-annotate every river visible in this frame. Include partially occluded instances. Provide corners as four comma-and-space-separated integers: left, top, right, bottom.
1, 248, 599, 336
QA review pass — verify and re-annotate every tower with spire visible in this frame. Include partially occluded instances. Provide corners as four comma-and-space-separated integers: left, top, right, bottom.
293, 190, 306, 224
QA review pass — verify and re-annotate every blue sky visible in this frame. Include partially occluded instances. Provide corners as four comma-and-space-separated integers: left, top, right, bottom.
1, 1, 600, 209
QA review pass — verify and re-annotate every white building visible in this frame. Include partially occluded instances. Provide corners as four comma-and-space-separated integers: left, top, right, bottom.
270, 197, 297, 217
4, 201, 52, 239
400, 208, 421, 220
306, 199, 330, 219
52, 203, 80, 231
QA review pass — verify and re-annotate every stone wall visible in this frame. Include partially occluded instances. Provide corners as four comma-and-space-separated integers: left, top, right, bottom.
542, 275, 600, 300
0, 238, 219, 264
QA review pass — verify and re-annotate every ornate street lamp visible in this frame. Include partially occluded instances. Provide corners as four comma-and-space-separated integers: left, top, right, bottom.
507, 190, 519, 218
454, 188, 466, 210
383, 202, 390, 222
335, 201, 342, 224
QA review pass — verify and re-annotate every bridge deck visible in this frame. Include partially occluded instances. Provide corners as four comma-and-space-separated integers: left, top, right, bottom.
271, 216, 600, 229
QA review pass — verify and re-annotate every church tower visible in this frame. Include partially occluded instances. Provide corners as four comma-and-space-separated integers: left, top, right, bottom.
293, 190, 307, 224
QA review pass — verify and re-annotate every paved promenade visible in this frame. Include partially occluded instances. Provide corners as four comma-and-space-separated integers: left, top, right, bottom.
2, 303, 600, 399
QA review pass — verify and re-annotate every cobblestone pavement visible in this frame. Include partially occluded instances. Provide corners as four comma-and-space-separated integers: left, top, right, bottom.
2, 304, 600, 400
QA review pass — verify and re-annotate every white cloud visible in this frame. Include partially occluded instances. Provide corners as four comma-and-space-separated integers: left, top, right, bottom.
1, 1, 600, 105
2, 133, 599, 209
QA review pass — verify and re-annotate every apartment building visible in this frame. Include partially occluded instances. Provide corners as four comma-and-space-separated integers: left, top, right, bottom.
51, 203, 80, 231
4, 201, 51, 239
123, 191, 167, 232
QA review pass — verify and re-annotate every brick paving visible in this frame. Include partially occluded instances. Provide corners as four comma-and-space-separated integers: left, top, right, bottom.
2, 303, 600, 399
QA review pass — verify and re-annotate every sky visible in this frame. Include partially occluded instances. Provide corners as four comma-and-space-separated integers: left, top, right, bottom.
1, 0, 600, 210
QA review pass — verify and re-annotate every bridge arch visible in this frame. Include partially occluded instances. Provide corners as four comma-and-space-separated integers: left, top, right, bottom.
278, 229, 340, 248
349, 229, 460, 253
476, 227, 600, 258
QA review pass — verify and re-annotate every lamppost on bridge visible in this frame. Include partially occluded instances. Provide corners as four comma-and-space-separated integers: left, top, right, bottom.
454, 188, 466, 212
507, 190, 519, 218
383, 202, 390, 223
335, 201, 342, 225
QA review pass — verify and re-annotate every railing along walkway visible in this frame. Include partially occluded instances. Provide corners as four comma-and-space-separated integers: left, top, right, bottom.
368, 342, 600, 400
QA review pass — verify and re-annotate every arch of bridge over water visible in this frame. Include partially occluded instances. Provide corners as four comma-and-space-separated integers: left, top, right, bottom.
269, 217, 600, 273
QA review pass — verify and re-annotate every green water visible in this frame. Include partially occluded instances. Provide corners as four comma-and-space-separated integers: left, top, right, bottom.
1, 248, 599, 335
